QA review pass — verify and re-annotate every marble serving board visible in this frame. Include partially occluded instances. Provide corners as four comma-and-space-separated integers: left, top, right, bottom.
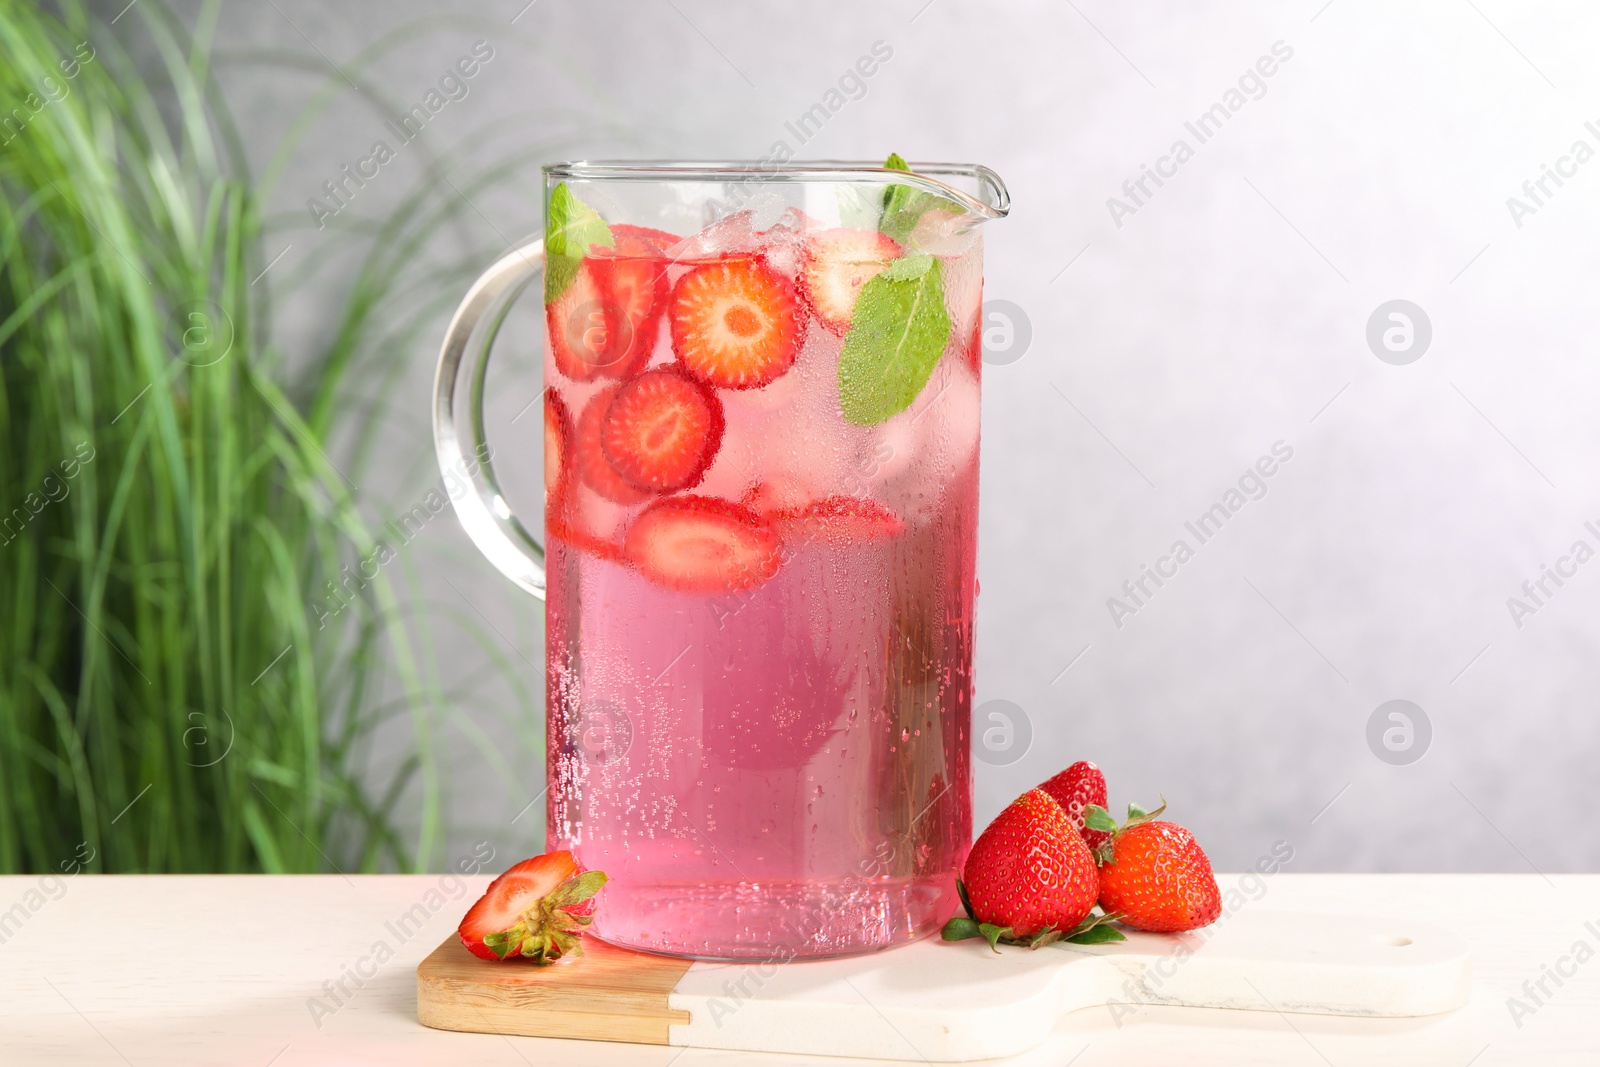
416, 908, 1471, 1061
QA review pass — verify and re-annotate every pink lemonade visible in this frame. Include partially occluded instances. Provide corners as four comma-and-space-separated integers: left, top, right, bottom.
543, 200, 983, 959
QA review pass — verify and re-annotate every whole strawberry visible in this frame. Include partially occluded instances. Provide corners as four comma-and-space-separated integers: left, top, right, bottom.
1037, 760, 1111, 854
956, 788, 1100, 941
1089, 803, 1221, 933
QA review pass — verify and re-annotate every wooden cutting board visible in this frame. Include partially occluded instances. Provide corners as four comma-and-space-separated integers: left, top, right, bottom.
417, 909, 1471, 1061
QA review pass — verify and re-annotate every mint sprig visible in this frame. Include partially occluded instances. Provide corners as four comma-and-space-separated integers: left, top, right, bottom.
879, 152, 948, 246
836, 252, 952, 425
545, 182, 613, 303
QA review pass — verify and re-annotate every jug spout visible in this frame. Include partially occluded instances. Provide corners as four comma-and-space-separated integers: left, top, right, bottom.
867, 160, 1010, 228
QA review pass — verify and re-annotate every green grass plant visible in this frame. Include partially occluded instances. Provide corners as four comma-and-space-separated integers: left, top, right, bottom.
0, 0, 435, 874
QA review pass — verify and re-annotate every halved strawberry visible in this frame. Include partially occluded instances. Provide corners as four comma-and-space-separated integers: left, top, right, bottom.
770, 495, 905, 544
800, 228, 901, 331
545, 391, 573, 504
587, 228, 676, 379
577, 384, 650, 505
458, 850, 608, 963
546, 261, 629, 381
670, 258, 801, 390
624, 495, 781, 593
602, 369, 724, 493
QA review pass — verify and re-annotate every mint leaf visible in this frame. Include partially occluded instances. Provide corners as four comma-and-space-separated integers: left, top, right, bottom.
881, 152, 913, 215
879, 153, 948, 246
837, 253, 952, 425
545, 182, 613, 302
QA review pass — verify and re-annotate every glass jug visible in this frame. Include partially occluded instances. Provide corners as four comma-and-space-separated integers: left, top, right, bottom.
435, 161, 1009, 959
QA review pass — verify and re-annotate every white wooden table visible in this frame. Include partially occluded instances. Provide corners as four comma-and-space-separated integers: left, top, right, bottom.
1, 873, 1594, 1065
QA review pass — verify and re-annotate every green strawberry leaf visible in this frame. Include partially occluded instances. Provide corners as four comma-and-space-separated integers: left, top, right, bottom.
941, 917, 982, 941
942, 916, 1015, 953
1028, 926, 1065, 949
837, 252, 952, 425
978, 922, 1011, 952
1084, 805, 1119, 833
482, 930, 517, 960
557, 869, 609, 906
956, 878, 975, 919
1080, 910, 1121, 930
1125, 798, 1168, 828
946, 908, 1127, 952
1066, 925, 1127, 945
545, 182, 613, 303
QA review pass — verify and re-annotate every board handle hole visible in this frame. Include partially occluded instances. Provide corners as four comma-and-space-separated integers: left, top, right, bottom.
1375, 934, 1414, 947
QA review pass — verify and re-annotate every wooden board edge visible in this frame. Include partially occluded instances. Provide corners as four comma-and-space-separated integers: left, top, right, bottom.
416, 935, 693, 1045
417, 997, 678, 1045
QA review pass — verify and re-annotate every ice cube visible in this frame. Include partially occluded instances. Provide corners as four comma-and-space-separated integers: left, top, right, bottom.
867, 356, 980, 523
693, 426, 761, 504
737, 328, 870, 512
665, 210, 761, 265
568, 484, 630, 544
905, 206, 980, 259
940, 247, 984, 343
764, 206, 823, 238
758, 207, 822, 278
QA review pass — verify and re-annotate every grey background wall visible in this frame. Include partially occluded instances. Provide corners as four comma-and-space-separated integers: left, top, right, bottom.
165, 0, 1600, 874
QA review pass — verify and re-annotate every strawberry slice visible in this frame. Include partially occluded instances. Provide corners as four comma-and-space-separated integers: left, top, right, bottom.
587, 228, 677, 379
458, 850, 608, 963
800, 228, 901, 331
546, 261, 629, 381
545, 391, 573, 504
610, 223, 681, 252
770, 495, 905, 544
965, 287, 984, 373
576, 384, 650, 505
624, 495, 781, 593
670, 258, 801, 390
602, 368, 724, 493
741, 475, 810, 515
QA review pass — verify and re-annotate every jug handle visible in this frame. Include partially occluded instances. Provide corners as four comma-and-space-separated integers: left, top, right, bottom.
433, 236, 548, 599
